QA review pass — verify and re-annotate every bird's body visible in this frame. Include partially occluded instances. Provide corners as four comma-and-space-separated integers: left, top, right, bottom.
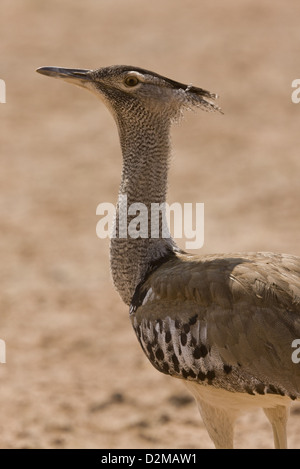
130, 250, 300, 448
131, 251, 300, 398
37, 64, 300, 448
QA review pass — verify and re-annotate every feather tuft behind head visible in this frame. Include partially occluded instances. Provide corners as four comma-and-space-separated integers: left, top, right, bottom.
179, 84, 223, 115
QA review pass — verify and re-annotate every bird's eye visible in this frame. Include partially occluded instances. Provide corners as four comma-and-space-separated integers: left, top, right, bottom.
124, 75, 139, 87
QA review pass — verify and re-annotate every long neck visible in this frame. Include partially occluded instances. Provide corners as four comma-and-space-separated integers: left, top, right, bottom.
110, 112, 177, 305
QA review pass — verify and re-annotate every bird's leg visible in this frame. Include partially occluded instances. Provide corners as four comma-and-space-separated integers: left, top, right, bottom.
196, 399, 237, 449
263, 406, 289, 449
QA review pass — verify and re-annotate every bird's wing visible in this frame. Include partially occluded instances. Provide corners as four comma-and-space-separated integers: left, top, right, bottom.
130, 252, 300, 398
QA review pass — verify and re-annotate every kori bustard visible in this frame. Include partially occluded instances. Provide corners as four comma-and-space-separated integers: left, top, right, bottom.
37, 64, 300, 449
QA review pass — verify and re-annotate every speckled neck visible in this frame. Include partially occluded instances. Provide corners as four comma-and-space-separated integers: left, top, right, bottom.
110, 110, 177, 305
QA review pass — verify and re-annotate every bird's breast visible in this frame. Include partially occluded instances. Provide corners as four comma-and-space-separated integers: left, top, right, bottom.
131, 311, 219, 383
130, 305, 298, 401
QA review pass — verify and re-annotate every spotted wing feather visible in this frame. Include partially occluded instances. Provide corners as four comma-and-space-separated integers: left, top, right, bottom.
130, 252, 300, 399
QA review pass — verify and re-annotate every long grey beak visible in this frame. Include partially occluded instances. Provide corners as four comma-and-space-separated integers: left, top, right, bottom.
36, 66, 93, 88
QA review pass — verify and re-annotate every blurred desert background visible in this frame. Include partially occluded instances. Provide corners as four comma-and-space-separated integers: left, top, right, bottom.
0, 0, 300, 449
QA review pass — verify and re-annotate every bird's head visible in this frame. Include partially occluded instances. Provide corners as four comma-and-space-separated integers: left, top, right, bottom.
36, 65, 222, 122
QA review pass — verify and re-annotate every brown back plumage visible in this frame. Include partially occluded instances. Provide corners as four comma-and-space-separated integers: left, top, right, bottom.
131, 252, 300, 398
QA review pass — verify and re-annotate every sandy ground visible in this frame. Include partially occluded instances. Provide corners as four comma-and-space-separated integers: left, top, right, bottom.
0, 0, 300, 449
